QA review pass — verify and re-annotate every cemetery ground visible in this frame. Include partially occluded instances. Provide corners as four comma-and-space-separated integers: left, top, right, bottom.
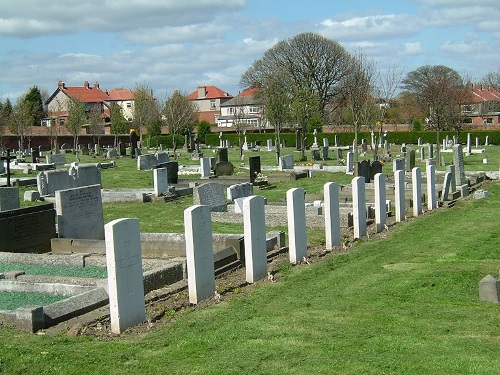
1, 145, 500, 373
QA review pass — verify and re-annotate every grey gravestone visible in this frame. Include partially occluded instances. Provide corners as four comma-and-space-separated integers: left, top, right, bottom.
137, 154, 157, 170
214, 161, 234, 176
39, 145, 51, 152
0, 204, 56, 253
249, 156, 261, 183
156, 152, 170, 164
406, 150, 416, 171
428, 143, 434, 159
227, 182, 253, 202
335, 148, 343, 161
452, 144, 466, 186
81, 147, 89, 156
118, 142, 126, 156
279, 154, 294, 170
160, 161, 178, 184
311, 148, 320, 161
393, 158, 404, 172
193, 183, 227, 212
107, 149, 117, 158
46, 153, 66, 166
357, 160, 370, 183
0, 187, 20, 211
447, 164, 457, 192
55, 184, 104, 240
479, 275, 500, 303
322, 146, 329, 160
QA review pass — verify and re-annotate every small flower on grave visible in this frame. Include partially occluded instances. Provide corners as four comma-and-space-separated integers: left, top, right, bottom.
254, 173, 268, 183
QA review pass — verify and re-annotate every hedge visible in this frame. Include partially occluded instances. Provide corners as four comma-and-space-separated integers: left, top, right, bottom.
204, 130, 500, 147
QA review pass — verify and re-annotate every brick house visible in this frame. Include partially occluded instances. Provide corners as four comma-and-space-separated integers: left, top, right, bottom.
463, 83, 500, 125
218, 87, 269, 130
187, 85, 233, 124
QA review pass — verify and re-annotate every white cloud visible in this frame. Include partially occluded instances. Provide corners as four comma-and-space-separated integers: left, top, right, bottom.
401, 42, 423, 55
0, 0, 246, 38
319, 14, 418, 41
440, 40, 489, 54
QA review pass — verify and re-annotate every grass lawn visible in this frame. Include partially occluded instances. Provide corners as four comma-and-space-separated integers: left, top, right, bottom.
1, 181, 500, 373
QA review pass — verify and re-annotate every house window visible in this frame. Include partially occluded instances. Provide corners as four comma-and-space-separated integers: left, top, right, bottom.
249, 106, 259, 113
210, 100, 217, 109
486, 118, 493, 124
229, 107, 234, 115
59, 119, 65, 125
126, 102, 132, 108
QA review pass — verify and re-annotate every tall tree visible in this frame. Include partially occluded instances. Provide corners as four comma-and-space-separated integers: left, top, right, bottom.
290, 87, 321, 161
132, 84, 156, 145
110, 103, 129, 146
163, 90, 198, 152
196, 120, 212, 144
482, 69, 500, 88
66, 99, 87, 150
402, 65, 469, 165
24, 86, 46, 126
240, 32, 354, 119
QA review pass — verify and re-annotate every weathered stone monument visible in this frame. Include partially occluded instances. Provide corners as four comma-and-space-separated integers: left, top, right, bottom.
153, 167, 168, 197
452, 144, 468, 197
55, 184, 105, 240
324, 182, 341, 249
0, 187, 20, 211
193, 183, 227, 212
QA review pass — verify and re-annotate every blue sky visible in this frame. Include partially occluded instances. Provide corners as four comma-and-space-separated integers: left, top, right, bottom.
0, 0, 498, 102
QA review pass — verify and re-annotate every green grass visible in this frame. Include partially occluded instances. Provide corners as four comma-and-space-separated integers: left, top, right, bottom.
1, 182, 500, 373
0, 264, 107, 279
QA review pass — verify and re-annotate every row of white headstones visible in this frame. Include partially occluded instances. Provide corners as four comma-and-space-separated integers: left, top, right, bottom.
105, 165, 441, 334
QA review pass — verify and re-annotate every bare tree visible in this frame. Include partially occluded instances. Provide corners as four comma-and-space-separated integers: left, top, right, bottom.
163, 90, 198, 152
230, 95, 249, 159
88, 105, 105, 148
402, 65, 469, 165
109, 103, 129, 146
482, 69, 500, 88
290, 87, 321, 161
341, 50, 376, 165
133, 84, 156, 145
240, 32, 354, 118
9, 96, 33, 151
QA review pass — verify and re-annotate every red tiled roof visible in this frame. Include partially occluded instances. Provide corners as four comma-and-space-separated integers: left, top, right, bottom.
187, 85, 233, 100
63, 86, 110, 103
468, 83, 500, 103
238, 86, 259, 97
108, 88, 135, 101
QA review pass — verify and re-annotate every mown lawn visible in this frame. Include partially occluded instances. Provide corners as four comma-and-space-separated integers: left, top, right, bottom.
1, 182, 500, 374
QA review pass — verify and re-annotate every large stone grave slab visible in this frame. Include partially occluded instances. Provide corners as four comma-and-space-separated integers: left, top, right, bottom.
55, 184, 105, 240
0, 187, 20, 211
193, 183, 227, 212
279, 154, 294, 170
46, 153, 66, 166
0, 204, 56, 253
37, 165, 101, 197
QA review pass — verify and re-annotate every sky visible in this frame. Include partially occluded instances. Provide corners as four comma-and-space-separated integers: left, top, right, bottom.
0, 0, 499, 103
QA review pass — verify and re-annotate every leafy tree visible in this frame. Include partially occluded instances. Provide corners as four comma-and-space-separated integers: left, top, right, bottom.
66, 99, 87, 150
402, 65, 470, 164
241, 32, 353, 118
163, 90, 198, 151
110, 103, 129, 146
0, 99, 13, 144
196, 120, 212, 143
24, 86, 46, 126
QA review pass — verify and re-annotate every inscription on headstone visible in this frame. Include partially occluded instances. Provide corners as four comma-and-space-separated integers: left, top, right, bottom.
0, 187, 20, 211
193, 183, 227, 212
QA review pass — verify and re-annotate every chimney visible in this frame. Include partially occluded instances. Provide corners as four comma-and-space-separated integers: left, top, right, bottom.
58, 81, 65, 89
84, 81, 90, 89
94, 82, 100, 89
197, 86, 207, 99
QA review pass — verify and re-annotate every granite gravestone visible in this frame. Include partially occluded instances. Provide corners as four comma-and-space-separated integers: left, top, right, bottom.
55, 184, 105, 240
0, 187, 20, 211
0, 204, 56, 253
357, 160, 370, 183
193, 183, 227, 212
249, 156, 261, 184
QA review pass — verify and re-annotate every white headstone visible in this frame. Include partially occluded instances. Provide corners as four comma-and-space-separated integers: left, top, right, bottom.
266, 139, 273, 151
427, 164, 436, 210
200, 157, 211, 179
287, 188, 307, 264
153, 167, 168, 197
412, 167, 422, 217
374, 173, 387, 233
394, 170, 405, 222
346, 152, 354, 173
243, 196, 267, 283
324, 182, 341, 249
55, 184, 104, 239
105, 218, 146, 334
184, 205, 216, 304
352, 177, 366, 239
